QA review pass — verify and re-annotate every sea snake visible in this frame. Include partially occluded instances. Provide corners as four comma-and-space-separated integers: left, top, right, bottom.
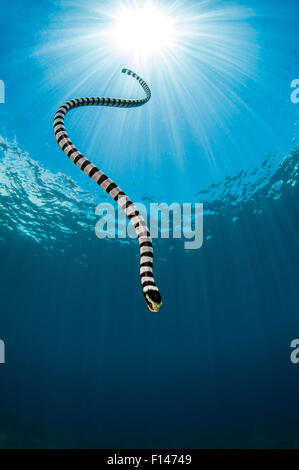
53, 68, 162, 313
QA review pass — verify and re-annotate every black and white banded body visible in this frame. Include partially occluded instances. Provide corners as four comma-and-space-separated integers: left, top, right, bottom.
53, 68, 162, 313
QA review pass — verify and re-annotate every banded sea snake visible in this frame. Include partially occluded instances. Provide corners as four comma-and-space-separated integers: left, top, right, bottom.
53, 68, 162, 313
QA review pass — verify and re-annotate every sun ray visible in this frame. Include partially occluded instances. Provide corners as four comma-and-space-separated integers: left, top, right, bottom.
34, 0, 260, 196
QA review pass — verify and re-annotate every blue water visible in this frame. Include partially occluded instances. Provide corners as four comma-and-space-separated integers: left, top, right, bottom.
0, 0, 299, 449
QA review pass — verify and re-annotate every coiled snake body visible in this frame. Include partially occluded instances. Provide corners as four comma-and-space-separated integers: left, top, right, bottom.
53, 68, 162, 313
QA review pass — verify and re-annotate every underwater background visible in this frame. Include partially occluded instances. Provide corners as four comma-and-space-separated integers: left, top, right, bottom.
0, 0, 299, 448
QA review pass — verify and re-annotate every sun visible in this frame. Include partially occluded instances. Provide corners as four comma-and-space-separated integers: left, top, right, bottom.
106, 1, 178, 61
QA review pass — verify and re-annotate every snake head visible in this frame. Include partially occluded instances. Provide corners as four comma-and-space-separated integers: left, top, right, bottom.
145, 290, 162, 313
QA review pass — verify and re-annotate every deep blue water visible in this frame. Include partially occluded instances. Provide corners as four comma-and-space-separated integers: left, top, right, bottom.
0, 0, 299, 449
